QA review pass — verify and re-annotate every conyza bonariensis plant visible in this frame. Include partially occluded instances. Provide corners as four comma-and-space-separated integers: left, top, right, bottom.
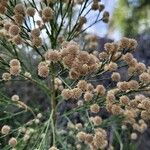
0, 0, 150, 150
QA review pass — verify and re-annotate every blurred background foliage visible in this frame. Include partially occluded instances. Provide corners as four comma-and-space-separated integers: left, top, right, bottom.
110, 0, 150, 37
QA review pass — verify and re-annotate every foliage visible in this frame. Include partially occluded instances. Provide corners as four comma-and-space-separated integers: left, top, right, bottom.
111, 0, 150, 36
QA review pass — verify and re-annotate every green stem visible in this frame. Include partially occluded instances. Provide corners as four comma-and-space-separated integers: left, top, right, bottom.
50, 62, 57, 146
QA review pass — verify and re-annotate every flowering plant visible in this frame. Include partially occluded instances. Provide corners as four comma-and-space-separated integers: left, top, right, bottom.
0, 0, 150, 150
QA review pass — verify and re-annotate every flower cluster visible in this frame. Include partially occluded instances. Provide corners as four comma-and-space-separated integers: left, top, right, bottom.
61, 41, 99, 79
77, 128, 108, 150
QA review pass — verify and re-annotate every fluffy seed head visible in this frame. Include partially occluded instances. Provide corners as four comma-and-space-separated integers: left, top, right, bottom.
76, 131, 86, 141
26, 7, 35, 17
45, 50, 61, 62
9, 59, 20, 67
90, 116, 102, 126
9, 137, 17, 147
69, 68, 80, 79
131, 133, 137, 140
14, 14, 24, 25
72, 88, 82, 99
38, 65, 49, 77
102, 11, 109, 23
111, 104, 121, 115
4, 22, 11, 31
32, 37, 42, 47
2, 72, 11, 81
119, 37, 130, 49
31, 28, 40, 38
111, 72, 121, 81
99, 52, 108, 60
77, 80, 87, 92
117, 81, 129, 91
108, 62, 118, 71
139, 72, 150, 84
136, 63, 146, 74
128, 80, 139, 90
95, 85, 106, 96
99, 3, 105, 11
24, 72, 32, 79
129, 39, 138, 50
14, 4, 25, 15
106, 92, 115, 103
10, 66, 21, 76
12, 35, 22, 45
0, 4, 6, 14
1, 125, 11, 135
42, 7, 53, 19
84, 92, 93, 101
123, 53, 133, 62
9, 25, 20, 36
91, 1, 99, 10
49, 146, 59, 150
90, 104, 100, 113
120, 96, 129, 106
11, 95, 19, 101
61, 89, 72, 100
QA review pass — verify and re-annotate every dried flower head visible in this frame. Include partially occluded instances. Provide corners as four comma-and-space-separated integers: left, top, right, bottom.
90, 116, 102, 126
139, 72, 150, 84
8, 137, 17, 147
108, 62, 118, 71
99, 3, 105, 11
9, 59, 20, 67
2, 72, 11, 81
131, 133, 137, 140
0, 4, 7, 14
12, 35, 22, 45
26, 7, 35, 17
32, 37, 42, 47
84, 92, 93, 102
10, 66, 21, 76
1, 125, 11, 135
31, 28, 41, 38
49, 146, 59, 150
128, 80, 139, 90
14, 14, 24, 25
91, 1, 99, 10
93, 129, 108, 149
76, 131, 86, 141
90, 103, 100, 113
77, 80, 87, 92
95, 85, 106, 96
111, 104, 122, 115
102, 11, 109, 23
14, 4, 25, 15
24, 72, 32, 79
42, 7, 53, 19
119, 37, 130, 49
136, 63, 146, 74
111, 72, 121, 81
72, 88, 82, 99
99, 52, 108, 60
61, 89, 72, 100
9, 25, 20, 36
120, 96, 129, 106
117, 81, 129, 91
11, 95, 19, 101
45, 50, 61, 62
38, 65, 49, 77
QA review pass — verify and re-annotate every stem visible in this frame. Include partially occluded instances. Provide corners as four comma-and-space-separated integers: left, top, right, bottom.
50, 62, 57, 146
